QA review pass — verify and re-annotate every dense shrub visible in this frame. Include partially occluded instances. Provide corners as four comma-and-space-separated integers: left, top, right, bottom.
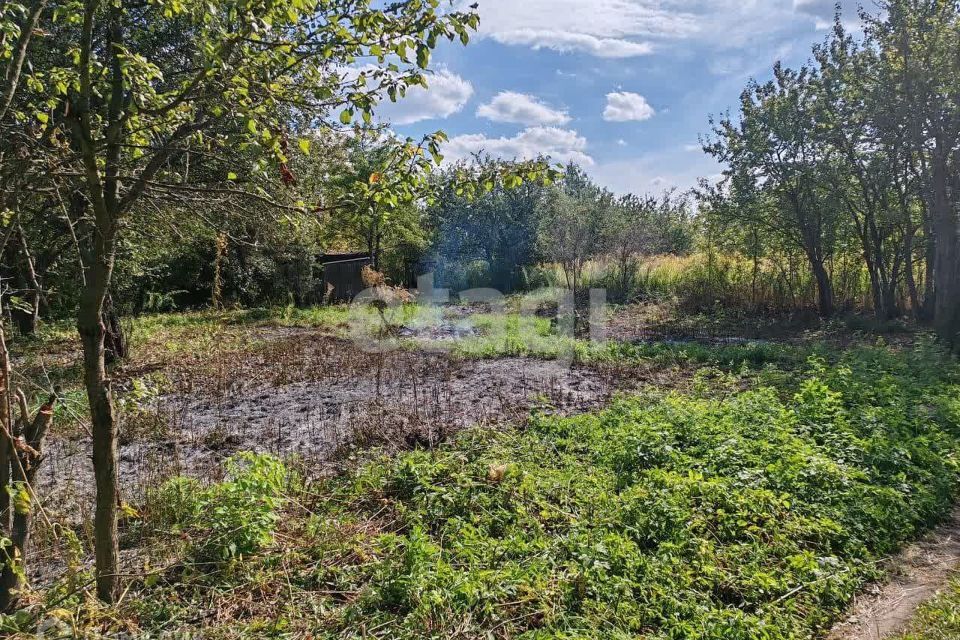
150, 453, 289, 562
312, 344, 959, 639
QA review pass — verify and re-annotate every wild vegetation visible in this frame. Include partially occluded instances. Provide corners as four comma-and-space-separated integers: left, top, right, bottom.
897, 579, 960, 639
2, 336, 957, 639
1, 0, 960, 638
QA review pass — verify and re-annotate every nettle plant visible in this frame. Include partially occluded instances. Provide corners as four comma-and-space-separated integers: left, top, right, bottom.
151, 453, 290, 562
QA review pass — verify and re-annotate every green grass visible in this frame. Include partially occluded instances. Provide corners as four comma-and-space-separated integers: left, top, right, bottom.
4, 303, 819, 374
14, 341, 958, 639
897, 578, 960, 639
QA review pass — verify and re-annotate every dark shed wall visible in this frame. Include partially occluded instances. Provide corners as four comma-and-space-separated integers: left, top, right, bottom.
322, 257, 372, 303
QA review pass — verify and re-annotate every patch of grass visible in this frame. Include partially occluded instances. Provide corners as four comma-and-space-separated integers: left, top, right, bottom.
593, 338, 811, 370
15, 341, 957, 639
897, 578, 960, 639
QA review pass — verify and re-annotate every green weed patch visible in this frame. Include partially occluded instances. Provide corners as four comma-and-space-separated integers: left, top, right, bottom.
55, 342, 957, 640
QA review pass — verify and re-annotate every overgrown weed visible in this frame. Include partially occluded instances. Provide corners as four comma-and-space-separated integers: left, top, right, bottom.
6, 342, 956, 639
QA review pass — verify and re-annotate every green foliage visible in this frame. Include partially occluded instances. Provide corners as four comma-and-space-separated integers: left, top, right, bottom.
897, 577, 960, 639
21, 339, 955, 639
150, 454, 289, 562
310, 345, 958, 638
428, 157, 553, 292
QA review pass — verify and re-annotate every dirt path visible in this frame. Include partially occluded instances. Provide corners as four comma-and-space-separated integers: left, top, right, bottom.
829, 508, 960, 640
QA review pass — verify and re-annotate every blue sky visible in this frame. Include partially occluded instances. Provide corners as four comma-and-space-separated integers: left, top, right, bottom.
373, 0, 861, 196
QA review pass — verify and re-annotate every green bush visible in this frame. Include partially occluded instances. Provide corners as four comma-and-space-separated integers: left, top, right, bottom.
113, 343, 960, 639
315, 344, 959, 639
150, 453, 289, 562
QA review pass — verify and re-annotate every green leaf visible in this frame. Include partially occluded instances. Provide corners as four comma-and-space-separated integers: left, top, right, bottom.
416, 44, 430, 69
340, 109, 353, 125
298, 138, 311, 155
35, 112, 48, 124
227, 172, 238, 181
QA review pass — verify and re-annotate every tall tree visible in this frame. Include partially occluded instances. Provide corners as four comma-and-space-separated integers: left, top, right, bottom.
1, 0, 480, 602
816, 25, 911, 320
707, 64, 841, 316
428, 157, 549, 292
538, 165, 611, 303
868, 0, 960, 345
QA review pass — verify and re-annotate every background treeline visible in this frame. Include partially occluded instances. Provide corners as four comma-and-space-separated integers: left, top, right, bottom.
2, 150, 696, 319
703, 2, 960, 343
5, 2, 960, 346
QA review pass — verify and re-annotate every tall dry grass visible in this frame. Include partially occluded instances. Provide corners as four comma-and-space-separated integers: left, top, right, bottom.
539, 252, 876, 314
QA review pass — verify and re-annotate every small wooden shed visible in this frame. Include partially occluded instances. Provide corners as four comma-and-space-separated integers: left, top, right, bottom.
319, 252, 372, 303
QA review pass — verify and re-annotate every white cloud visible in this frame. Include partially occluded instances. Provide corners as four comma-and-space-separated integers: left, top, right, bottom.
617, 139, 628, 146
455, 0, 694, 57
443, 127, 594, 166
461, 0, 699, 40
476, 91, 570, 126
603, 92, 655, 122
491, 30, 653, 58
455, 0, 852, 56
374, 68, 474, 125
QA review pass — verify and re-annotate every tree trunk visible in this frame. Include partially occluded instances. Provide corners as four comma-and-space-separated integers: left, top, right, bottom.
0, 322, 11, 532
917, 198, 937, 323
11, 229, 41, 337
904, 225, 923, 321
931, 153, 960, 348
10, 299, 38, 337
809, 256, 835, 317
78, 265, 120, 603
101, 294, 127, 364
0, 392, 56, 611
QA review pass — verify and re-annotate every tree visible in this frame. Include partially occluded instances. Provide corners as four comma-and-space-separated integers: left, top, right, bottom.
814, 27, 905, 319
1, 0, 480, 602
604, 195, 655, 302
538, 166, 611, 301
320, 129, 431, 272
867, 0, 960, 345
428, 156, 549, 292
605, 191, 692, 302
707, 64, 842, 316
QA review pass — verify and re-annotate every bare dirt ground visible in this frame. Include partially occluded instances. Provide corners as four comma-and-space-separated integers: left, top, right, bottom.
829, 508, 960, 640
36, 332, 669, 522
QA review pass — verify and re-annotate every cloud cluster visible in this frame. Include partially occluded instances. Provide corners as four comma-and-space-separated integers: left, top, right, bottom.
443, 127, 594, 166
458, 0, 695, 58
603, 92, 655, 122
374, 68, 474, 125
476, 91, 571, 126
457, 0, 865, 58
491, 30, 653, 58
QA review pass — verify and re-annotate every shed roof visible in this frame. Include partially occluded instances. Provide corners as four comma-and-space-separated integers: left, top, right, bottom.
318, 252, 372, 265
